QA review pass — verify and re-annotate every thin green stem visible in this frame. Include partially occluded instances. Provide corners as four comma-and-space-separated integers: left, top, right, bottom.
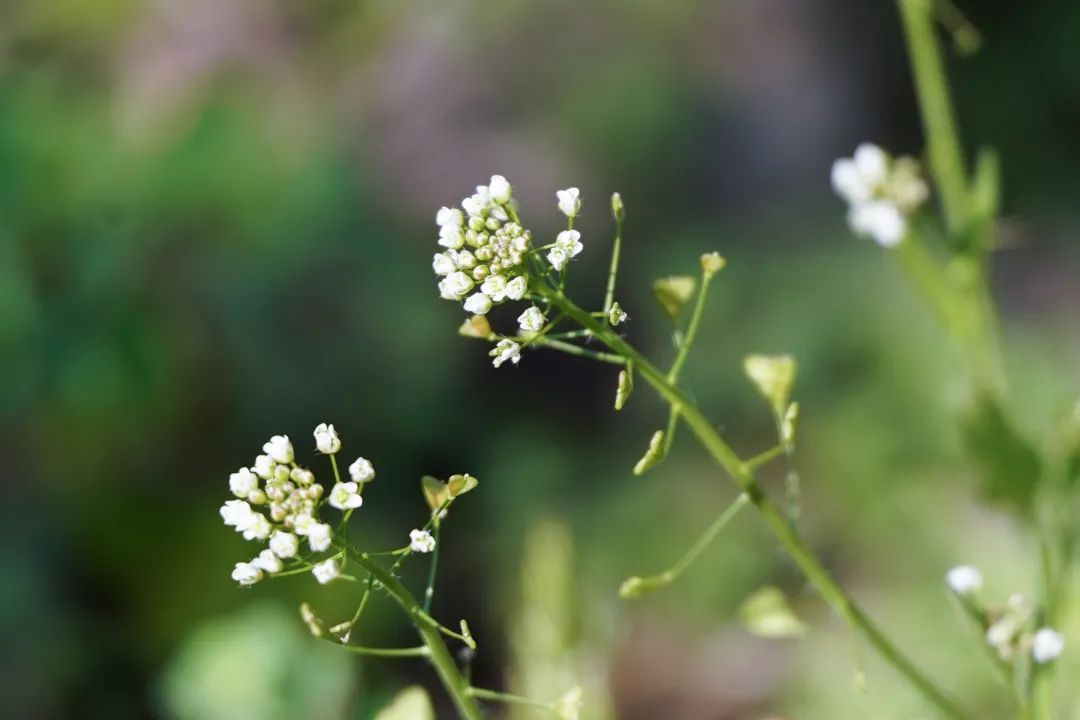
341, 644, 431, 658
546, 291, 970, 720
744, 444, 786, 473
467, 687, 556, 714
534, 336, 626, 365
344, 548, 481, 720
899, 0, 969, 236
603, 206, 624, 313
424, 522, 441, 613
667, 271, 712, 383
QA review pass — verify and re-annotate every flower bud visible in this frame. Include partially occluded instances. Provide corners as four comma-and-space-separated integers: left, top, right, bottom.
700, 252, 726, 277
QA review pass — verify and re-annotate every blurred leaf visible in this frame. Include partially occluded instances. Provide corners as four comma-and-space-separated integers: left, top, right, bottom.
959, 393, 1041, 515
652, 276, 696, 319
374, 687, 434, 720
421, 476, 451, 514
447, 473, 479, 498
737, 586, 807, 638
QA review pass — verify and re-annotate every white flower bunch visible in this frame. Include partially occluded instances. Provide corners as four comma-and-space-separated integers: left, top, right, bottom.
220, 425, 373, 587
831, 143, 929, 247
946, 565, 1066, 664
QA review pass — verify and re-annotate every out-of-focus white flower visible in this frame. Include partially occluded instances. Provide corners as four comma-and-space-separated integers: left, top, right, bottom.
269, 530, 299, 559
329, 482, 364, 510
433, 252, 457, 276
312, 558, 340, 585
848, 200, 906, 247
348, 457, 375, 483
547, 247, 569, 271
437, 206, 464, 228
491, 339, 522, 368
314, 423, 341, 454
439, 271, 475, 301
293, 513, 316, 535
291, 467, 314, 486
221, 499, 254, 528
263, 435, 293, 464
986, 616, 1020, 660
552, 686, 583, 720
463, 292, 493, 315
253, 548, 283, 574
438, 224, 465, 250
518, 306, 545, 333
556, 187, 581, 218
231, 561, 263, 587
409, 529, 436, 553
242, 513, 272, 541
252, 454, 275, 479
946, 565, 983, 595
1032, 627, 1065, 663
229, 468, 259, 498
831, 144, 887, 204
608, 302, 627, 326
307, 523, 333, 552
505, 276, 527, 300
556, 229, 583, 257
489, 175, 511, 204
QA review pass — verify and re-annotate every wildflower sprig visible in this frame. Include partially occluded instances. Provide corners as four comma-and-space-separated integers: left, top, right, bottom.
219, 425, 565, 720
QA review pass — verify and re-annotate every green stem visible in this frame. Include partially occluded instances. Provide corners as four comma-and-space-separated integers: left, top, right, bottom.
603, 206, 624, 313
899, 0, 969, 236
341, 645, 431, 658
546, 291, 969, 720
666, 493, 749, 583
467, 686, 557, 714
534, 336, 626, 365
424, 522, 441, 613
344, 549, 482, 720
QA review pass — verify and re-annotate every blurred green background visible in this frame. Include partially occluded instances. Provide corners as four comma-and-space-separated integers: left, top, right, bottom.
3, 1, 1080, 718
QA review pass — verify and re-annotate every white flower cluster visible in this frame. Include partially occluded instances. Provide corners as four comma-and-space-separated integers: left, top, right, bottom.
434, 175, 532, 316
221, 425, 375, 587
831, 143, 929, 248
409, 529, 436, 554
945, 565, 1065, 664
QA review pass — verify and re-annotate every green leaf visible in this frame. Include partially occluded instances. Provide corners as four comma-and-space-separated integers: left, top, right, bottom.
375, 686, 435, 720
958, 393, 1040, 515
737, 586, 807, 638
652, 275, 696, 319
446, 473, 478, 498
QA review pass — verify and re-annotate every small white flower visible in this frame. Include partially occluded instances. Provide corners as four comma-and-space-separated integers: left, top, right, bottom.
436, 206, 464, 228
314, 423, 341, 454
220, 499, 254, 528
945, 565, 983, 595
292, 513, 317, 535
608, 302, 627, 326
329, 482, 364, 510
231, 562, 263, 587
307, 523, 333, 553
853, 143, 888, 186
848, 200, 906, 247
229, 468, 259, 498
491, 339, 522, 368
409, 529, 436, 553
1032, 627, 1065, 663
433, 252, 457, 276
290, 467, 314, 486
312, 558, 340, 585
456, 250, 477, 270
547, 247, 569, 271
253, 548, 283, 574
480, 274, 508, 301
269, 530, 299, 559
518, 306, 545, 333
556, 229, 583, 257
556, 187, 581, 218
242, 513, 272, 541
986, 616, 1019, 659
438, 224, 465, 250
348, 457, 376, 483
489, 175, 511, 205
252, 454, 276, 479
463, 292, 493, 315
504, 276, 527, 300
262, 435, 294, 464
439, 271, 474, 301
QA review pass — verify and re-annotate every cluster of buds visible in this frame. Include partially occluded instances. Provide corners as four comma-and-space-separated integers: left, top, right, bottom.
831, 143, 929, 247
220, 424, 375, 587
434, 175, 532, 316
946, 565, 1065, 664
434, 178, 589, 368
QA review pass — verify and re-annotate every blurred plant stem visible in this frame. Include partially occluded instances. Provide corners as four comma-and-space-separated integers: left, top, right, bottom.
544, 289, 971, 720
344, 548, 483, 720
899, 1, 1065, 717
